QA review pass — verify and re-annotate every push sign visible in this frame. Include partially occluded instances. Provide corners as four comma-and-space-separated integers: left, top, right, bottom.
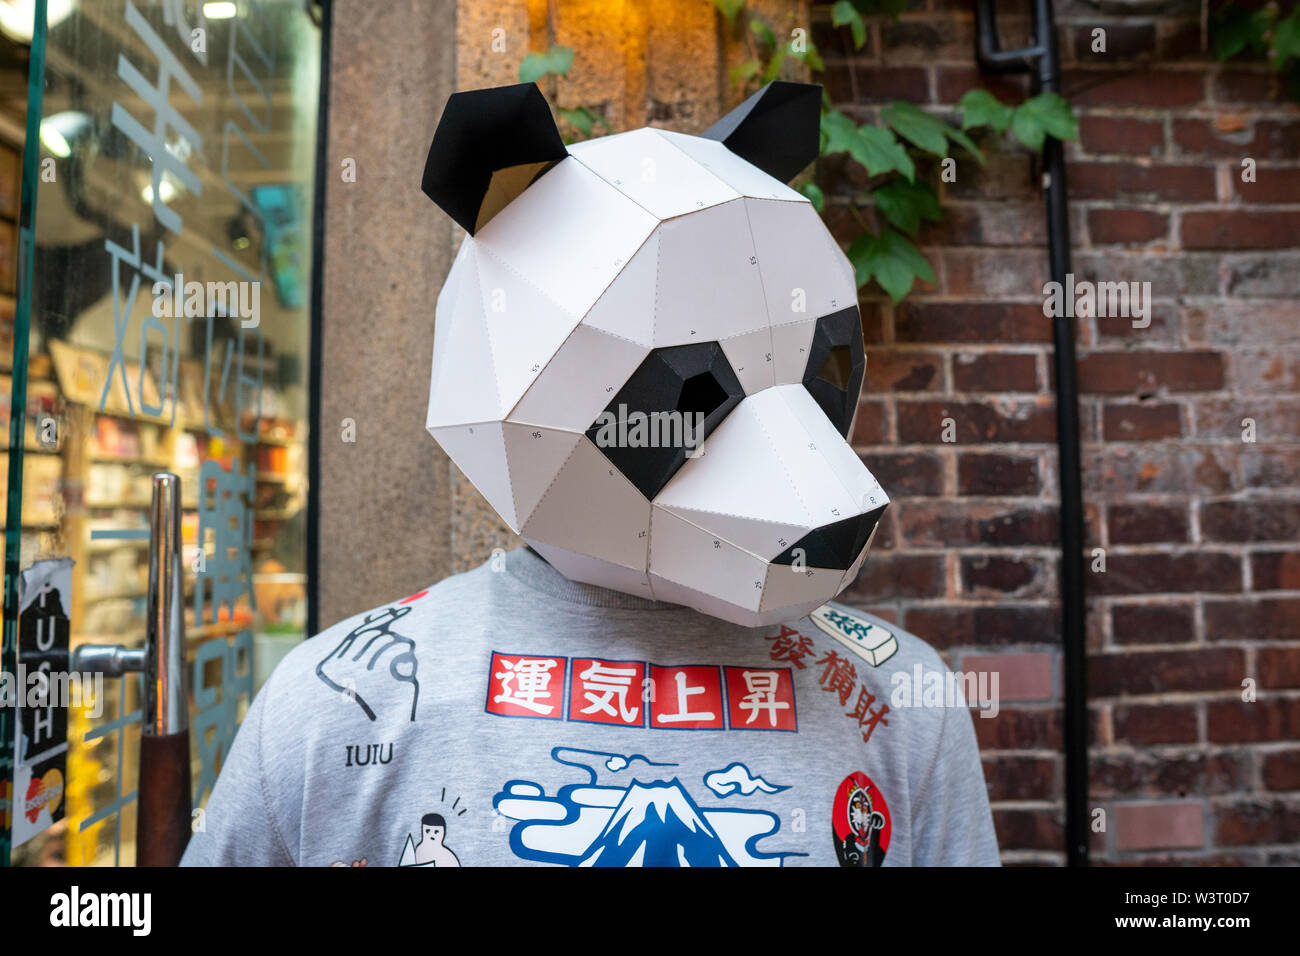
8, 558, 76, 846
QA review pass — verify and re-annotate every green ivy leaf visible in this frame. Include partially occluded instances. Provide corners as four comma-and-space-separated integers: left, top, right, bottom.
1213, 5, 1270, 61
761, 44, 787, 84
792, 39, 825, 73
798, 181, 826, 213
849, 228, 935, 301
958, 88, 1014, 133
846, 233, 874, 288
1010, 92, 1078, 151
858, 125, 915, 181
872, 179, 941, 237
557, 106, 609, 140
832, 0, 867, 50
1274, 10, 1300, 71
712, 0, 746, 26
519, 45, 574, 84
944, 125, 985, 164
730, 59, 761, 86
1027, 92, 1078, 140
1010, 107, 1046, 151
820, 109, 858, 153
750, 17, 777, 49
821, 111, 910, 179
881, 101, 949, 157
557, 106, 592, 138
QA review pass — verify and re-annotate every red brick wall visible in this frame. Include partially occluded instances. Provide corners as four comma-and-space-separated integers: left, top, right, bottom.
817, 1, 1300, 864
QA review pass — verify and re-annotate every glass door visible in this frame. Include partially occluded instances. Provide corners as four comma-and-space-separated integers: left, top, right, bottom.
1, 0, 319, 866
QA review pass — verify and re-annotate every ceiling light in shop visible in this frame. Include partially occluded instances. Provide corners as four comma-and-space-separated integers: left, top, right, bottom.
142, 174, 180, 205
203, 2, 237, 19
39, 110, 89, 159
0, 0, 74, 44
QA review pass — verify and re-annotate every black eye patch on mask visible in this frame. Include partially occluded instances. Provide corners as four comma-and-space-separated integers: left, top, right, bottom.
801, 305, 865, 438
586, 341, 744, 500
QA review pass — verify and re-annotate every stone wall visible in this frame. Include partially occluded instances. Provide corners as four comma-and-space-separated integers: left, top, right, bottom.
318, 0, 458, 626
814, 0, 1300, 864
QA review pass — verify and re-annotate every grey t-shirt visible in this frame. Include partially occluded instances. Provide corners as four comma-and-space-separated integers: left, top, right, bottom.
181, 547, 999, 867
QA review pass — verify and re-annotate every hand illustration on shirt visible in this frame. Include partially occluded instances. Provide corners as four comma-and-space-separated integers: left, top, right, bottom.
316, 605, 421, 722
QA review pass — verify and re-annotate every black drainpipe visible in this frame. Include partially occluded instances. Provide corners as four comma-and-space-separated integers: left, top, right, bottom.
973, 0, 1089, 867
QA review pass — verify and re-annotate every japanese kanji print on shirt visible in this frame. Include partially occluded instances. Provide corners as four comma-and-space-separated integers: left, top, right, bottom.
486, 652, 798, 732
181, 550, 1002, 868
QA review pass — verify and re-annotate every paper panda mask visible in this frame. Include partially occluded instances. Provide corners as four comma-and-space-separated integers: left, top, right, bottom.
422, 81, 889, 627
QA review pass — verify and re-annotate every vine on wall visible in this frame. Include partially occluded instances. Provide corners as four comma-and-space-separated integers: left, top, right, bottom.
518, 1, 1079, 304
1212, 0, 1300, 100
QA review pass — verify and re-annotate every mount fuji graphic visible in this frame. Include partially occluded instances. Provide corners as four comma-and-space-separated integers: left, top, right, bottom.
578, 779, 738, 867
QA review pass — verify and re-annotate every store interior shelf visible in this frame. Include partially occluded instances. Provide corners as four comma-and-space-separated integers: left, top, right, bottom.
88, 455, 173, 468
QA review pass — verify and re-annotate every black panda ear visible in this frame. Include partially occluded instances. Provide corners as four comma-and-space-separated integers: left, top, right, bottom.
703, 81, 822, 183
421, 83, 569, 235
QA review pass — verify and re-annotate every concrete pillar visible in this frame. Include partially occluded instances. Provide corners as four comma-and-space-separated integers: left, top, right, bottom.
318, 0, 458, 626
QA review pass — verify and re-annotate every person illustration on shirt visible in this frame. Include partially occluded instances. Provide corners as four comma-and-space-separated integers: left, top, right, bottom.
398, 813, 461, 867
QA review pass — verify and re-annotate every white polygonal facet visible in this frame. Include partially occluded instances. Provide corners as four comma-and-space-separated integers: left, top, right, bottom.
718, 326, 776, 395
522, 437, 651, 571
473, 244, 583, 414
653, 391, 818, 532
646, 573, 751, 625
436, 238, 471, 316
757, 386, 864, 528
769, 316, 818, 387
430, 422, 518, 529
474, 157, 658, 320
773, 386, 887, 515
580, 231, 658, 347
500, 423, 584, 528
569, 127, 741, 220
655, 129, 808, 203
760, 561, 845, 617
648, 507, 769, 612
427, 241, 468, 418
526, 538, 654, 596
656, 503, 806, 565
510, 324, 650, 433
427, 246, 505, 429
651, 199, 768, 348
747, 197, 857, 327
652, 386, 882, 558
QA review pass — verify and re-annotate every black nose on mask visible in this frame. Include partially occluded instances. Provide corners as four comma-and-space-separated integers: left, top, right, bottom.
770, 504, 888, 572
